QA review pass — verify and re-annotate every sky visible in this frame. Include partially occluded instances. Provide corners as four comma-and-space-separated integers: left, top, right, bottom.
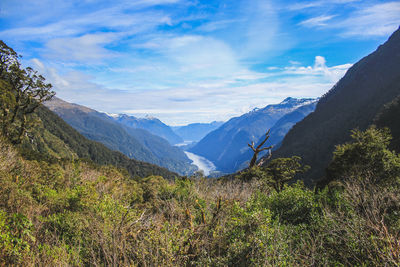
1, 0, 400, 125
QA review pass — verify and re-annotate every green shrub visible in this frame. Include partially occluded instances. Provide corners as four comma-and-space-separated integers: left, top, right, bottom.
266, 182, 319, 225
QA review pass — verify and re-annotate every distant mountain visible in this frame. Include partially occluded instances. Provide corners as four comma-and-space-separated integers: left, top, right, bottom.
112, 114, 183, 145
45, 98, 195, 175
172, 121, 224, 142
235, 100, 318, 170
270, 26, 400, 186
190, 97, 316, 173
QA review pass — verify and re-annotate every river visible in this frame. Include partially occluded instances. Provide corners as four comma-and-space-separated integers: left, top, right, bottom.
184, 151, 216, 176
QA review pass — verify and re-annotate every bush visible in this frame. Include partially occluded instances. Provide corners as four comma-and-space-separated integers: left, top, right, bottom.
265, 182, 319, 225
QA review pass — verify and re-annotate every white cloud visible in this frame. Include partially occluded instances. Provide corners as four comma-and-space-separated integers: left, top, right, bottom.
117, 33, 269, 90
339, 2, 400, 37
284, 56, 352, 82
31, 56, 350, 125
296, 1, 400, 37
288, 0, 360, 11
44, 33, 120, 63
299, 15, 336, 27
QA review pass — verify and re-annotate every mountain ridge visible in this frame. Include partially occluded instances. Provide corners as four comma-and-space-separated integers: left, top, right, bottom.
270, 26, 400, 185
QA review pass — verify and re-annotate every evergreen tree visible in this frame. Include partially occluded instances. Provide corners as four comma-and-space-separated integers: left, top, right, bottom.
326, 126, 400, 185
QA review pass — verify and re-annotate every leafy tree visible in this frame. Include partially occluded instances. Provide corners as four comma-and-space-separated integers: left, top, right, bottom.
0, 40, 54, 144
326, 126, 400, 185
235, 165, 267, 182
264, 156, 309, 192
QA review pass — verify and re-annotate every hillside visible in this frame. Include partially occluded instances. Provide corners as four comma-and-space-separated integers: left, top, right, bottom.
271, 26, 400, 185
113, 114, 183, 145
45, 98, 195, 175
190, 97, 316, 172
30, 105, 179, 180
375, 94, 400, 152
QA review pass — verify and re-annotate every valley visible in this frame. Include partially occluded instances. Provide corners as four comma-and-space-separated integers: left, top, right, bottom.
183, 151, 216, 176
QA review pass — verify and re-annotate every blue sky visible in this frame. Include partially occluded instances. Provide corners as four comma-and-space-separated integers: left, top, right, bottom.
1, 0, 400, 125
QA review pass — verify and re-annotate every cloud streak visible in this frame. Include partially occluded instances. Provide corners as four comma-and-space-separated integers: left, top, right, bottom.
297, 1, 400, 37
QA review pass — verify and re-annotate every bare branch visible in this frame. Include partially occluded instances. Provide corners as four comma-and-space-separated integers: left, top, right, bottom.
248, 129, 273, 168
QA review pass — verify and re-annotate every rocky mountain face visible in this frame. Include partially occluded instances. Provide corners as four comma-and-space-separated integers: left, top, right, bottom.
190, 97, 316, 173
270, 26, 400, 185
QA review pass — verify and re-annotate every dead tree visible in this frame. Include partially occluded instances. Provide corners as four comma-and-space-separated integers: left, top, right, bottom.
248, 129, 273, 168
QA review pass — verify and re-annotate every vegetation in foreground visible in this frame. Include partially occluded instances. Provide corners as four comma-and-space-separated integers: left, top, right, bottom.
1, 126, 400, 266
1, 40, 400, 266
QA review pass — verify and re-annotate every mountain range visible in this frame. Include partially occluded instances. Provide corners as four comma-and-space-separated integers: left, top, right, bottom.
190, 97, 317, 173
270, 26, 400, 186
172, 121, 224, 142
45, 97, 196, 175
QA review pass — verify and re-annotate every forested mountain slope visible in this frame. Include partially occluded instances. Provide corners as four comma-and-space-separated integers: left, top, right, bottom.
45, 98, 195, 175
31, 105, 179, 180
270, 26, 400, 185
375, 94, 400, 152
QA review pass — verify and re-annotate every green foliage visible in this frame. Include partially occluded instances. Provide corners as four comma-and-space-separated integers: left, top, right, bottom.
0, 40, 54, 144
236, 156, 309, 193
265, 182, 319, 225
264, 156, 309, 192
235, 166, 267, 182
327, 126, 400, 184
0, 210, 35, 264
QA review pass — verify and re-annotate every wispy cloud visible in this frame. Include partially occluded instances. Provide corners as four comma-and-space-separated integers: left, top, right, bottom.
288, 0, 360, 11
296, 1, 400, 37
31, 56, 350, 125
44, 33, 121, 63
339, 2, 400, 37
299, 15, 336, 27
